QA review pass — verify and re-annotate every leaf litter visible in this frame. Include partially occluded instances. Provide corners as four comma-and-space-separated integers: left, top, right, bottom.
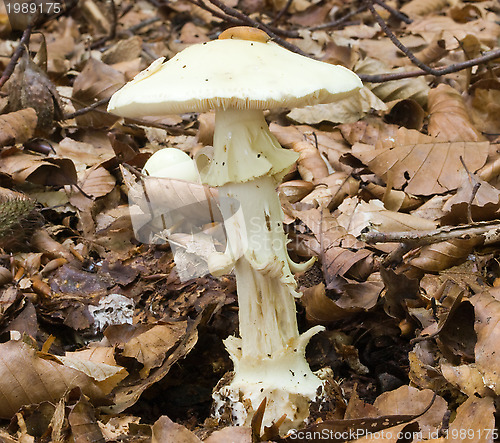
0, 0, 500, 442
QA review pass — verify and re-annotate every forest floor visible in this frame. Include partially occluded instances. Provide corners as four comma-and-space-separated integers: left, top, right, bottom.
0, 0, 500, 441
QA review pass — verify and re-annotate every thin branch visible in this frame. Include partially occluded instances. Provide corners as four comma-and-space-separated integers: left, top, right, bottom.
366, 0, 438, 75
308, 4, 368, 31
0, 25, 33, 89
63, 97, 110, 120
361, 220, 500, 247
271, 0, 294, 25
372, 0, 412, 24
360, 0, 500, 82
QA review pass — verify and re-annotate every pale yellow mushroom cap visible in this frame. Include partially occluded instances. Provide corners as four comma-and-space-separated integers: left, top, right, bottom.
107, 38, 362, 116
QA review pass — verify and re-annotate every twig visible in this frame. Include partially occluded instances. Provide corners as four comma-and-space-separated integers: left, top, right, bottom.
360, 0, 500, 82
63, 97, 110, 120
308, 4, 368, 31
361, 220, 500, 246
271, 0, 294, 25
366, 0, 439, 75
372, 0, 412, 24
459, 156, 480, 225
0, 25, 33, 89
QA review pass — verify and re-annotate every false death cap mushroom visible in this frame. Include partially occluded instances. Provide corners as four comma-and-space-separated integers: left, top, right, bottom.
108, 26, 362, 432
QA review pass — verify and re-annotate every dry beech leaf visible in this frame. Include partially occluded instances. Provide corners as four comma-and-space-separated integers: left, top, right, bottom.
291, 141, 330, 183
339, 119, 400, 147
151, 415, 201, 443
441, 171, 500, 224
385, 99, 425, 131
102, 36, 143, 65
282, 386, 440, 443
67, 388, 106, 443
336, 197, 437, 238
469, 290, 500, 395
355, 57, 430, 106
469, 85, 500, 134
370, 386, 447, 439
0, 108, 37, 148
427, 84, 485, 142
103, 319, 198, 413
0, 339, 108, 419
204, 426, 252, 443
72, 57, 125, 127
400, 0, 448, 16
0, 151, 78, 186
287, 87, 386, 125
362, 183, 423, 212
409, 237, 484, 272
351, 138, 489, 196
78, 165, 116, 199
447, 396, 495, 443
117, 323, 189, 378
407, 16, 500, 47
51, 353, 128, 395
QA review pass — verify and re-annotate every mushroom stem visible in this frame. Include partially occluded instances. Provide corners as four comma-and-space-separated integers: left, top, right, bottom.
201, 109, 324, 430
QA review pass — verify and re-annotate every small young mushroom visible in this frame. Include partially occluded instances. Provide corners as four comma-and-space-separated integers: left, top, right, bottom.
108, 27, 362, 432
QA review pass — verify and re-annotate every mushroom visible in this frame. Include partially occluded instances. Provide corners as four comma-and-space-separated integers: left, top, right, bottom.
108, 26, 362, 432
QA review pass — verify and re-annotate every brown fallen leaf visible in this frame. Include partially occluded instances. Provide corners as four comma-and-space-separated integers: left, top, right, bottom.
204, 426, 252, 442
0, 339, 108, 419
409, 237, 484, 272
400, 0, 448, 17
469, 289, 500, 395
72, 57, 125, 127
351, 138, 489, 196
151, 415, 201, 443
67, 388, 106, 443
427, 84, 485, 142
0, 108, 37, 148
446, 396, 495, 443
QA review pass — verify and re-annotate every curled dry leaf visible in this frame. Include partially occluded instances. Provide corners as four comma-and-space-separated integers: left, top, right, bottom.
400, 0, 448, 17
287, 87, 386, 125
103, 319, 199, 413
66, 388, 107, 443
0, 339, 108, 419
409, 237, 484, 272
355, 58, 430, 106
469, 290, 500, 395
385, 99, 425, 131
78, 165, 116, 199
339, 119, 400, 147
351, 138, 489, 196
441, 171, 500, 224
427, 84, 485, 142
0, 108, 37, 148
407, 16, 500, 48
291, 141, 330, 183
51, 353, 128, 395
336, 197, 437, 238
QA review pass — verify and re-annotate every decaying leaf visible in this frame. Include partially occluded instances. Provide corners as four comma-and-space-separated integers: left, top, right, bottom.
0, 339, 108, 419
